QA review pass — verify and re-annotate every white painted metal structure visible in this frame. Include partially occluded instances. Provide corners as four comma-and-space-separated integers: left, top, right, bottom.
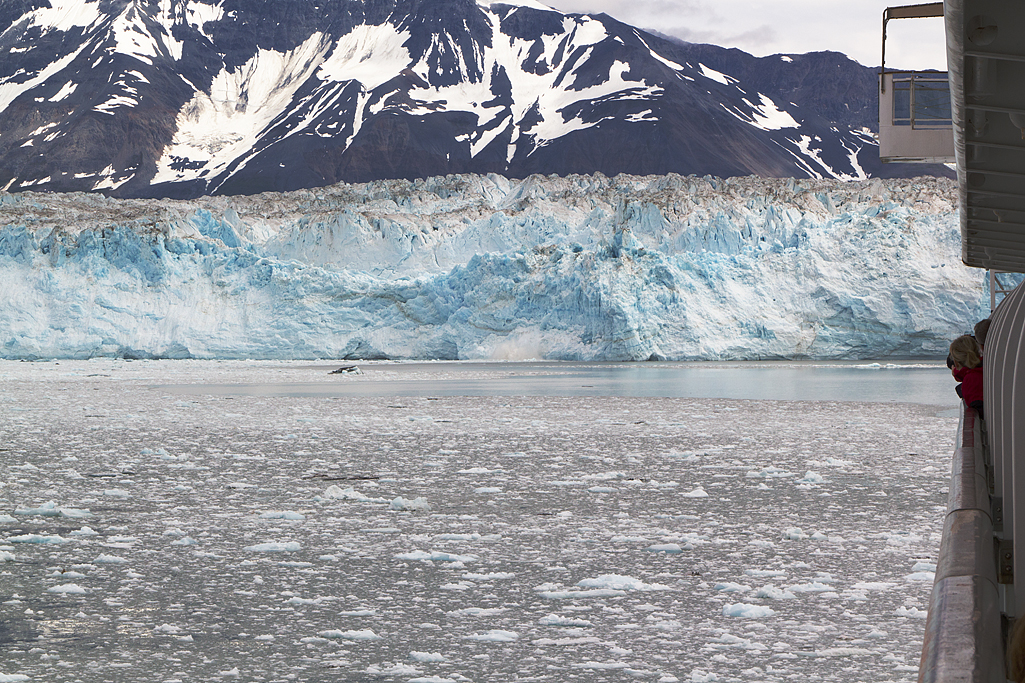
879, 3, 955, 163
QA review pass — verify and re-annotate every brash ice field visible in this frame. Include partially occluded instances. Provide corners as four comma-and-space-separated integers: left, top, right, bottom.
0, 360, 954, 682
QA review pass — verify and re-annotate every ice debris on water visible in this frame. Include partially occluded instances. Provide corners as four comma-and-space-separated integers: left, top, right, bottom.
722, 603, 776, 618
390, 496, 431, 511
47, 584, 88, 594
244, 542, 300, 552
9, 534, 69, 544
258, 511, 306, 520
319, 629, 382, 640
13, 501, 92, 518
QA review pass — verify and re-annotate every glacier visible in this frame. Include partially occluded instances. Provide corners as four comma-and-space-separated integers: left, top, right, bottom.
0, 173, 988, 361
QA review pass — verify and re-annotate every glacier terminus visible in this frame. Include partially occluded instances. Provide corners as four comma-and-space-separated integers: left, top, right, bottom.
0, 173, 988, 361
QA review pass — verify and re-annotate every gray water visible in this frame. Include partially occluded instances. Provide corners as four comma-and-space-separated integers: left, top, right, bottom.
158, 360, 960, 406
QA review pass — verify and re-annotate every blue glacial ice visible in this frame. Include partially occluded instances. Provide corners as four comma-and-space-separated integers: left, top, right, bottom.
0, 173, 988, 360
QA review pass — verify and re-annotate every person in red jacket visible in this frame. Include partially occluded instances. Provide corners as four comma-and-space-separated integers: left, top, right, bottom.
949, 335, 983, 418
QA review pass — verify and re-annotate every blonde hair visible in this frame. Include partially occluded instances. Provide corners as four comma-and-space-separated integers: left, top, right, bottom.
949, 335, 981, 369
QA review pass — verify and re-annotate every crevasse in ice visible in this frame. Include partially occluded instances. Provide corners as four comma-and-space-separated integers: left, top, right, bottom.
0, 173, 988, 360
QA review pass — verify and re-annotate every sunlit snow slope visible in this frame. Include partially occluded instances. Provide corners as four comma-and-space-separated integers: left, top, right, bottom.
0, 173, 986, 360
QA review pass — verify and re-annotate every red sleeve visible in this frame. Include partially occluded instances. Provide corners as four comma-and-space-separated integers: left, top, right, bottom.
960, 368, 984, 407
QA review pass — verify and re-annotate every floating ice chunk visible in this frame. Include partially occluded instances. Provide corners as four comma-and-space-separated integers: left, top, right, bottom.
171, 536, 198, 545
395, 550, 476, 563
681, 487, 708, 498
744, 569, 786, 578
539, 588, 626, 599
714, 582, 751, 593
14, 501, 92, 518
782, 528, 807, 540
408, 677, 453, 683
787, 581, 834, 593
367, 664, 423, 675
244, 542, 300, 552
895, 606, 928, 619
409, 652, 447, 662
539, 614, 593, 626
646, 543, 683, 553
798, 471, 824, 483
446, 607, 508, 617
258, 511, 306, 520
0, 515, 16, 524
571, 661, 628, 670
390, 496, 431, 511
94, 554, 128, 564
0, 551, 15, 562
576, 575, 671, 591
322, 485, 387, 503
69, 526, 98, 536
319, 629, 382, 640
48, 583, 88, 594
588, 486, 615, 493
722, 603, 776, 618
155, 623, 183, 633
809, 531, 828, 540
689, 671, 718, 682
912, 561, 937, 572
467, 629, 519, 642
103, 489, 130, 497
9, 534, 69, 544
436, 533, 481, 541
474, 487, 502, 493
753, 584, 796, 599
745, 467, 794, 479
0, 675, 30, 682
217, 668, 240, 677
463, 572, 515, 580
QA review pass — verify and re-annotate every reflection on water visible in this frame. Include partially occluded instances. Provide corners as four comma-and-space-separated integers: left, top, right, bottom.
159, 360, 960, 406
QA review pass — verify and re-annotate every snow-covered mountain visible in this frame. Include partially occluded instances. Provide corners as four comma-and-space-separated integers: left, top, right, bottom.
0, 0, 949, 199
0, 174, 987, 360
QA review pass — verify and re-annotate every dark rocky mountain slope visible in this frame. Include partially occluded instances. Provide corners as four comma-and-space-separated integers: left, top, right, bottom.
0, 0, 950, 199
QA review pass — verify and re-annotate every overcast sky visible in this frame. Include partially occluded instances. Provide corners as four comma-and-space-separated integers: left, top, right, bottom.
543, 0, 948, 70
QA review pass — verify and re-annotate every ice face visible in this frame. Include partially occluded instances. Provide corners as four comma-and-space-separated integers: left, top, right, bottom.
0, 359, 949, 681
0, 173, 986, 361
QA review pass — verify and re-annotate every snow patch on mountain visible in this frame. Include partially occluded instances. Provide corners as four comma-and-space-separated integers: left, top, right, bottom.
318, 24, 413, 90
152, 33, 334, 188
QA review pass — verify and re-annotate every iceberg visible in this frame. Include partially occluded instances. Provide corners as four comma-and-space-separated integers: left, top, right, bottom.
0, 173, 987, 361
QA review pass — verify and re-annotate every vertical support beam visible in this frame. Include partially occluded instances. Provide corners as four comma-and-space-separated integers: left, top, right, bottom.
991, 271, 997, 312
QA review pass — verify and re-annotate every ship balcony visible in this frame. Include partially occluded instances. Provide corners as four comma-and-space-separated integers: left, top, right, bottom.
879, 71, 955, 163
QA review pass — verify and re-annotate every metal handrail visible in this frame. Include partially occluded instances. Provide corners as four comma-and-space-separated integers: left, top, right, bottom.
918, 407, 1004, 683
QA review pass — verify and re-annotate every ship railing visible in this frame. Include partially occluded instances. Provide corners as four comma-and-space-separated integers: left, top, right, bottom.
918, 406, 1003, 682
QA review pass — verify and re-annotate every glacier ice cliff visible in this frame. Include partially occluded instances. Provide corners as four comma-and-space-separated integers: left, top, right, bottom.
0, 173, 988, 361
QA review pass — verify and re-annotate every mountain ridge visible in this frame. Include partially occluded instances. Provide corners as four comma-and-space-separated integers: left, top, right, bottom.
0, 0, 952, 199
